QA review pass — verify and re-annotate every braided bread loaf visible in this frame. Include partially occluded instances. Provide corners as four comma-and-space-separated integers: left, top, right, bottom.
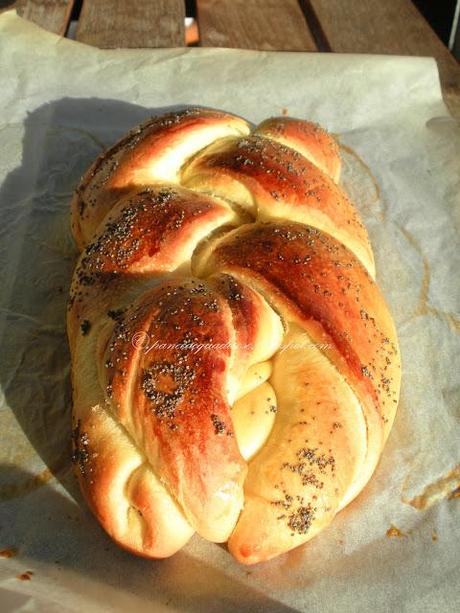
68, 108, 400, 565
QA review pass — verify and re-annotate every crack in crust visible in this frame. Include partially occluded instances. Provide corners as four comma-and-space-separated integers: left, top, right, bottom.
68, 107, 401, 564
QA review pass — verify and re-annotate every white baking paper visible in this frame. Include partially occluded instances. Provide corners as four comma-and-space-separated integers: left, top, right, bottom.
0, 10, 458, 613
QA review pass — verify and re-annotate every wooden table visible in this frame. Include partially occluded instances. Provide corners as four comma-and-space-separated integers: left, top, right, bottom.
4, 0, 460, 116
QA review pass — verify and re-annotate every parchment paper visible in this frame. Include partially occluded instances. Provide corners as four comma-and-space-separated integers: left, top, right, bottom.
0, 10, 459, 612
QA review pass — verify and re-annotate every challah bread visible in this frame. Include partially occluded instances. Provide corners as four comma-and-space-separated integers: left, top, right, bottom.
68, 107, 400, 564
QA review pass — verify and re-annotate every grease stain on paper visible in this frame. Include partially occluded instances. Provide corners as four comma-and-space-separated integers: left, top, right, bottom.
338, 142, 385, 223
396, 223, 460, 334
386, 525, 407, 538
340, 143, 381, 204
402, 464, 460, 510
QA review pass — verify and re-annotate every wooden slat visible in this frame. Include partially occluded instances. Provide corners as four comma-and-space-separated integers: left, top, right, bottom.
2, 0, 74, 35
305, 0, 460, 114
197, 0, 317, 51
76, 0, 185, 48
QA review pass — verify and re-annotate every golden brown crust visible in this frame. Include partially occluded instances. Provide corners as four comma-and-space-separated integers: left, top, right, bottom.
199, 221, 400, 563
68, 108, 400, 565
182, 135, 375, 276
201, 222, 399, 433
104, 279, 247, 542
255, 117, 341, 182
72, 406, 194, 558
67, 184, 239, 346
71, 108, 250, 249
228, 331, 367, 563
